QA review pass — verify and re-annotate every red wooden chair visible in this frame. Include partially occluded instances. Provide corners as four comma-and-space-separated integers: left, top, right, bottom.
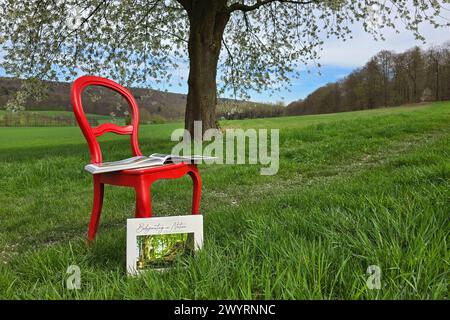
71, 75, 201, 241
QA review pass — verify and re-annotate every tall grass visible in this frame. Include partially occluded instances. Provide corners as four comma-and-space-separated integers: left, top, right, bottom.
0, 101, 448, 299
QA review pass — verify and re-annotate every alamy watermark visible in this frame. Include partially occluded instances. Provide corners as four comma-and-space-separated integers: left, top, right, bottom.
366, 265, 381, 290
66, 265, 81, 290
170, 121, 280, 175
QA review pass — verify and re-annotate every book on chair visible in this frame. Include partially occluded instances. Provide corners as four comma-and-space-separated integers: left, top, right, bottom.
84, 153, 216, 174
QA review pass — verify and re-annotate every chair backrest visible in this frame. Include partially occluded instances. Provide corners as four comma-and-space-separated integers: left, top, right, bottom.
71, 75, 142, 164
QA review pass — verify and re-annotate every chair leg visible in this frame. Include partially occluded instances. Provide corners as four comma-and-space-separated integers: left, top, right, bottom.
87, 175, 104, 242
135, 180, 152, 218
189, 167, 202, 214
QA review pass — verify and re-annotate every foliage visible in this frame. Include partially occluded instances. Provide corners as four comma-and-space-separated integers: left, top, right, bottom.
124, 112, 132, 125
3, 78, 48, 113
287, 42, 450, 115
0, 1, 448, 99
136, 233, 193, 269
217, 100, 284, 120
4, 89, 26, 113
139, 108, 168, 124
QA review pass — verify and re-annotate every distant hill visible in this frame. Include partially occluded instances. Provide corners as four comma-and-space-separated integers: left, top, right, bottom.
0, 77, 285, 122
0, 77, 187, 120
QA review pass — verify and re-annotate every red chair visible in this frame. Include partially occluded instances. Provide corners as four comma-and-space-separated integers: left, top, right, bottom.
71, 75, 201, 241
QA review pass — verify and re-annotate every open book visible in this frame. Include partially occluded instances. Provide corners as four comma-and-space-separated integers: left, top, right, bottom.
84, 153, 216, 174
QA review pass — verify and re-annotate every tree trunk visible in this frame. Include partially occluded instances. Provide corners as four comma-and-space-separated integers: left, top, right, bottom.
184, 0, 229, 136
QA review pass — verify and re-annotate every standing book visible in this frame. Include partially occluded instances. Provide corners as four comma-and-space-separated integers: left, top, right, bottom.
126, 215, 203, 275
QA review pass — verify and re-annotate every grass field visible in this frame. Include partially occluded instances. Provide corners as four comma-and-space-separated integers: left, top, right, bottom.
0, 102, 449, 299
0, 110, 122, 125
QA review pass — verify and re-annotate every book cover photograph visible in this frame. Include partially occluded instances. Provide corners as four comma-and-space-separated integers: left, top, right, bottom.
127, 215, 203, 275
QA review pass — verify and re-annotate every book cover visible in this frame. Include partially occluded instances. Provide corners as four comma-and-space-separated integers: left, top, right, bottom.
126, 215, 203, 275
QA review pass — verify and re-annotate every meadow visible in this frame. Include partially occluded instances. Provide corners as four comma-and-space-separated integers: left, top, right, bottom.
0, 102, 448, 299
0, 110, 122, 126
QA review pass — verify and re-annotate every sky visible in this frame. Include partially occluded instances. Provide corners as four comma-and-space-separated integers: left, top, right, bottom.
248, 20, 450, 104
0, 7, 449, 105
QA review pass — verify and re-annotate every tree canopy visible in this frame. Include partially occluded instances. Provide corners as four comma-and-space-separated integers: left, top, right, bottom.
0, 0, 448, 131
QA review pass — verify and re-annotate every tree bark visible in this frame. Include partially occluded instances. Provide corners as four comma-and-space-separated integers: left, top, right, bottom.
184, 0, 229, 136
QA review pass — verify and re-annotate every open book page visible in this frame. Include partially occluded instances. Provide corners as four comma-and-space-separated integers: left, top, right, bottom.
92, 156, 147, 168
148, 153, 172, 162
149, 153, 217, 164
84, 156, 164, 174
85, 154, 218, 174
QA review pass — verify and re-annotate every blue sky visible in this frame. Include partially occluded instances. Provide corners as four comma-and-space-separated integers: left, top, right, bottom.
240, 66, 354, 104
1, 13, 449, 104
247, 18, 450, 104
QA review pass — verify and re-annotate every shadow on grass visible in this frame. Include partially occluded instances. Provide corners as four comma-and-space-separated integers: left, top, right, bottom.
87, 231, 128, 272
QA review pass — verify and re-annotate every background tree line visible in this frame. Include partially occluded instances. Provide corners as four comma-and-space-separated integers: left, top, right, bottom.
286, 42, 450, 115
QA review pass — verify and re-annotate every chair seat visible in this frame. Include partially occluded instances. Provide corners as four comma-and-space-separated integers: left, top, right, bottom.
97, 162, 198, 189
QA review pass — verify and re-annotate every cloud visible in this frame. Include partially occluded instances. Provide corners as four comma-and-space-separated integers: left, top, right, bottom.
318, 19, 450, 68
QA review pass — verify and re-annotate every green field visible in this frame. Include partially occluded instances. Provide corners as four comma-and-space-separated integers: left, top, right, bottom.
0, 110, 123, 125
0, 102, 449, 299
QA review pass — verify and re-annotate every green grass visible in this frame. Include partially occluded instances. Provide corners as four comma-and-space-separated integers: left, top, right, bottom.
0, 102, 449, 299
0, 110, 122, 125
0, 110, 113, 119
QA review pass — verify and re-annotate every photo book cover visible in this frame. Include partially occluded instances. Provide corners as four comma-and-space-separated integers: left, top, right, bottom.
127, 215, 203, 275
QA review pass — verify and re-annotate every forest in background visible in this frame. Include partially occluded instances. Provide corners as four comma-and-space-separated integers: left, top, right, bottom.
286, 42, 450, 115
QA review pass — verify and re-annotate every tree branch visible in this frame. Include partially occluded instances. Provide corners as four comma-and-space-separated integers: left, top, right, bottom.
117, 0, 162, 44
222, 37, 238, 97
227, 0, 320, 13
